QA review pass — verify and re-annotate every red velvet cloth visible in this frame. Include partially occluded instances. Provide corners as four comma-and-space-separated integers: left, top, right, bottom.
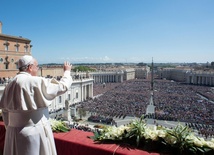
0, 122, 159, 155
54, 129, 159, 155
0, 122, 5, 150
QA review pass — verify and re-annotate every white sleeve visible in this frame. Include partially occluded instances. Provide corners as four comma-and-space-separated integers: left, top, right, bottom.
40, 71, 72, 101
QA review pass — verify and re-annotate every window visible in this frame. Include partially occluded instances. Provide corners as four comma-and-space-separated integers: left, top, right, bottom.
4, 41, 9, 51
15, 43, 19, 52
4, 56, 9, 69
24, 44, 29, 52
68, 94, 71, 100
59, 96, 62, 103
5, 46, 8, 51
76, 92, 78, 99
0, 58, 3, 63
15, 62, 18, 69
4, 63, 9, 69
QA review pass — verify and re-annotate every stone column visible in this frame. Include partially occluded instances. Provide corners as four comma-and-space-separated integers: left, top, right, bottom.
81, 84, 83, 101
85, 85, 87, 100
64, 100, 71, 121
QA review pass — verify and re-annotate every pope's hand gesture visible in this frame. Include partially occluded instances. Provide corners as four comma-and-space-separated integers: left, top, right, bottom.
64, 61, 72, 71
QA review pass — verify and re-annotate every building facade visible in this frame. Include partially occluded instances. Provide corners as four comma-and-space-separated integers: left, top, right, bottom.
157, 67, 191, 82
186, 71, 214, 86
135, 66, 150, 79
157, 67, 214, 86
91, 71, 124, 83
48, 78, 94, 112
0, 21, 32, 78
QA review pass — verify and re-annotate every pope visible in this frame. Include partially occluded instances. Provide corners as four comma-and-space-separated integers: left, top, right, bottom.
0, 55, 72, 155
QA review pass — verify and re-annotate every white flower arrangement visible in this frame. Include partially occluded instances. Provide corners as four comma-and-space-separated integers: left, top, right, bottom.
50, 118, 70, 132
90, 116, 214, 155
143, 125, 165, 141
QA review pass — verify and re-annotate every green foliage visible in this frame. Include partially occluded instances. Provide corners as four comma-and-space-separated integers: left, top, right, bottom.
50, 119, 70, 132
164, 125, 198, 154
125, 115, 146, 146
73, 66, 95, 72
78, 107, 87, 119
137, 62, 147, 66
90, 117, 214, 155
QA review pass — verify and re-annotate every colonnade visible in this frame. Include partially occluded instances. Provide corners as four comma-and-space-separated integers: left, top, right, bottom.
92, 72, 124, 83
81, 82, 93, 101
187, 74, 214, 86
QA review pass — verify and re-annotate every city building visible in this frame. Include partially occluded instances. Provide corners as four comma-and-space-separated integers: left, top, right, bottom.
157, 67, 191, 82
48, 78, 93, 112
135, 66, 150, 79
157, 66, 214, 86
91, 71, 124, 83
186, 70, 214, 86
0, 21, 32, 78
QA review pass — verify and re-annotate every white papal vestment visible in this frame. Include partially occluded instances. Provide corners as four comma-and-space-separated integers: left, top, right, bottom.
0, 71, 72, 155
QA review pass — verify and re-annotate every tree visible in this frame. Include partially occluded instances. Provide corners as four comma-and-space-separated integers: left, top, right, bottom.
73, 66, 95, 72
137, 62, 147, 66
78, 107, 87, 120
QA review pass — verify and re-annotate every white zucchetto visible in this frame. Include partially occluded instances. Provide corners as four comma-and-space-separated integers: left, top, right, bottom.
18, 55, 33, 69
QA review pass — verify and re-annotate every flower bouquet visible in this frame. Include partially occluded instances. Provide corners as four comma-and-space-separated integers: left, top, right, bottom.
50, 118, 70, 132
90, 116, 214, 155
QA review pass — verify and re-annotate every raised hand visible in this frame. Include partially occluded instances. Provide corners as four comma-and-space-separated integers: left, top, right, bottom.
63, 61, 72, 71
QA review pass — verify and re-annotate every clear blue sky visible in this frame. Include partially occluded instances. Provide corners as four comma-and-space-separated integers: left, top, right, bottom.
1, 0, 214, 64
